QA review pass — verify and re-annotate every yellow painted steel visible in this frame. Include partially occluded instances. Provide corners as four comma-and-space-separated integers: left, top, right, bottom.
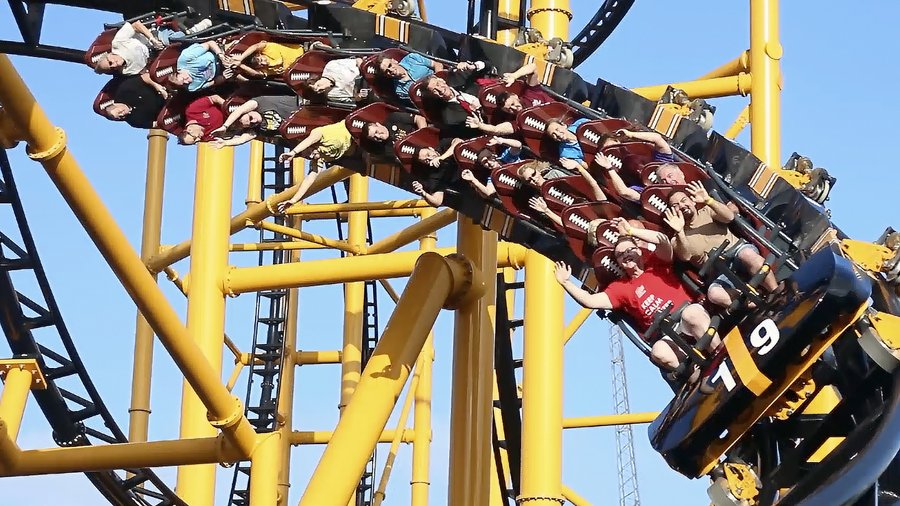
840, 239, 894, 273
246, 140, 264, 205
699, 51, 751, 80
128, 128, 167, 445
497, 0, 521, 46
277, 220, 302, 506
292, 207, 427, 221
412, 207, 436, 506
230, 241, 327, 251
289, 429, 414, 445
0, 54, 257, 460
373, 366, 420, 506
448, 216, 497, 505
225, 243, 526, 294
145, 166, 354, 272
563, 307, 593, 345
249, 432, 282, 505
750, 0, 782, 168
255, 220, 360, 254
176, 142, 235, 506
518, 250, 565, 506
283, 199, 430, 216
0, 365, 39, 441
726, 104, 751, 140
366, 208, 457, 255
299, 252, 483, 505
5, 436, 244, 476
561, 484, 592, 506
563, 412, 659, 428
632, 74, 752, 101
527, 0, 572, 41
295, 350, 342, 365
340, 174, 368, 418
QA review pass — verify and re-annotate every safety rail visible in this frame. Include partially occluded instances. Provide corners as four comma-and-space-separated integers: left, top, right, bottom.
0, 150, 184, 506
226, 142, 292, 506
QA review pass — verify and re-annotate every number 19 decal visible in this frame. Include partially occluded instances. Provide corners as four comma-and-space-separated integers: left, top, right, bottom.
708, 318, 780, 392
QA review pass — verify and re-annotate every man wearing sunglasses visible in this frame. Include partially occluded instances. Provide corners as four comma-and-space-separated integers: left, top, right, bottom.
554, 217, 720, 381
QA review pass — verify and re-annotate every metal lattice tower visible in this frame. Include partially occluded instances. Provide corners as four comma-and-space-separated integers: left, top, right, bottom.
610, 325, 641, 506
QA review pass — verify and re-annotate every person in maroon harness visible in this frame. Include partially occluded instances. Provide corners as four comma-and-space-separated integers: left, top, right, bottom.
179, 94, 226, 145
554, 218, 720, 380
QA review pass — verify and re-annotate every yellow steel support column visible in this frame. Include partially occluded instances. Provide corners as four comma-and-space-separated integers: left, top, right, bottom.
176, 143, 235, 506
448, 217, 497, 505
246, 140, 264, 205
249, 432, 281, 505
366, 208, 456, 255
340, 174, 368, 414
373, 368, 420, 506
526, 0, 571, 41
0, 54, 257, 460
518, 250, 564, 505
0, 364, 40, 441
749, 0, 782, 167
129, 128, 167, 444
497, 0, 521, 46
277, 170, 304, 506
563, 307, 593, 345
563, 412, 659, 428
631, 74, 752, 101
411, 207, 436, 506
698, 50, 750, 80
299, 253, 483, 506
726, 104, 752, 140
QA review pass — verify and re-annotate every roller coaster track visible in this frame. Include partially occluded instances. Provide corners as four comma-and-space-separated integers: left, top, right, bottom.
569, 0, 635, 68
0, 150, 184, 506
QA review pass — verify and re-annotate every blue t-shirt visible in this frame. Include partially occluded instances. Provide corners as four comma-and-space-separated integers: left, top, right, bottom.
558, 118, 591, 161
177, 43, 218, 92
653, 151, 675, 163
394, 53, 434, 100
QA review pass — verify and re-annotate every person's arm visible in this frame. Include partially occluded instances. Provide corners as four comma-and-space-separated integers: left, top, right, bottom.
208, 94, 225, 106
489, 136, 522, 153
469, 118, 515, 136
662, 208, 691, 262
278, 165, 321, 211
112, 22, 136, 43
554, 262, 613, 310
559, 157, 588, 172
502, 62, 537, 86
234, 41, 267, 65
412, 114, 428, 129
595, 155, 640, 202
140, 72, 168, 98
280, 129, 325, 162
412, 181, 444, 207
575, 166, 607, 201
528, 196, 562, 227
461, 170, 496, 198
200, 41, 229, 64
617, 129, 672, 155
688, 181, 734, 223
211, 131, 257, 148
131, 21, 159, 45
215, 99, 259, 134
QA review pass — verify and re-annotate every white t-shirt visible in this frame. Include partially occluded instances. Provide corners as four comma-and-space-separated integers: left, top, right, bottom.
112, 23, 151, 75
321, 58, 360, 102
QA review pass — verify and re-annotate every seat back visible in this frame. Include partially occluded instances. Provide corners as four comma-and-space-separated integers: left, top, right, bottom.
591, 247, 626, 292
491, 162, 540, 220
360, 48, 410, 102
92, 79, 123, 119
283, 49, 344, 93
516, 102, 582, 160
279, 106, 350, 141
478, 81, 525, 125
393, 127, 441, 173
540, 175, 592, 213
560, 201, 623, 261
641, 161, 707, 186
452, 136, 493, 173
576, 118, 637, 164
146, 43, 184, 85
640, 184, 686, 225
84, 28, 117, 68
599, 141, 657, 182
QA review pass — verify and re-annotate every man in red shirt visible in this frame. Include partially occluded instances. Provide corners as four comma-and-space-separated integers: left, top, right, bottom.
554, 218, 720, 376
179, 94, 225, 145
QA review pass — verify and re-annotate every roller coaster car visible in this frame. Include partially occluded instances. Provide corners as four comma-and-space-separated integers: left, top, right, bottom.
282, 49, 347, 94
559, 201, 622, 261
278, 106, 350, 141
576, 118, 638, 163
640, 161, 706, 186
345, 102, 402, 155
360, 48, 411, 102
649, 246, 873, 479
452, 136, 492, 173
597, 141, 657, 182
478, 81, 526, 125
83, 11, 186, 68
91, 79, 123, 120
516, 102, 582, 160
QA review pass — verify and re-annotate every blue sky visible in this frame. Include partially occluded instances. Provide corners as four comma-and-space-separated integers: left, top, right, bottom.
1, 1, 899, 505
